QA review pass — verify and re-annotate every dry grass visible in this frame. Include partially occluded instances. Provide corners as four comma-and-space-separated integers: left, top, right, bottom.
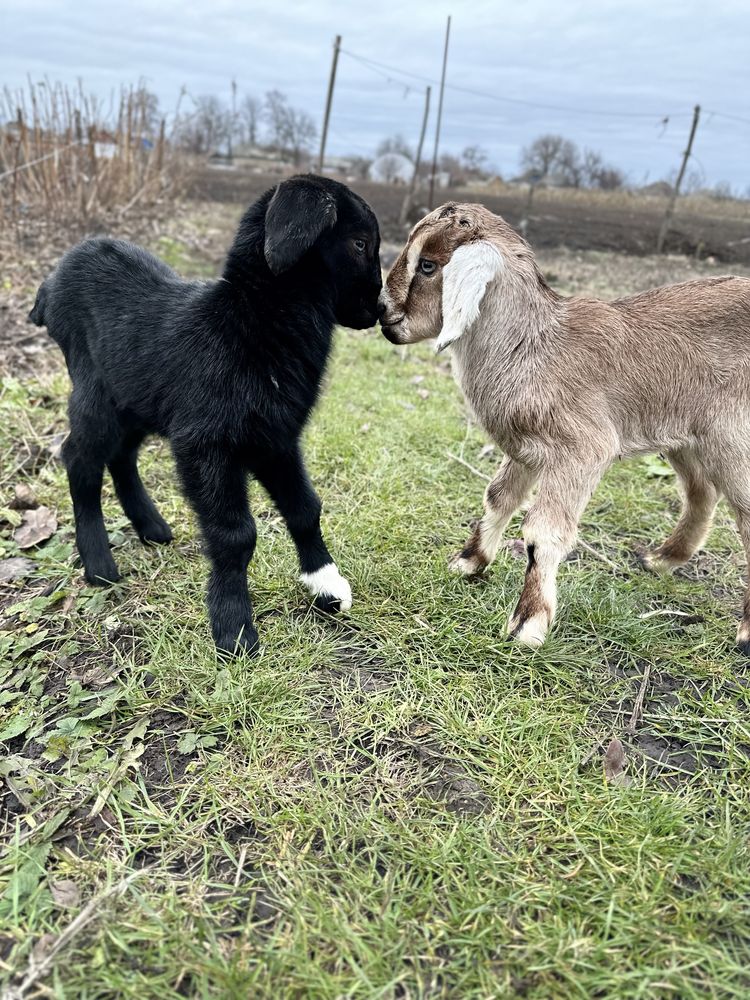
0, 81, 192, 253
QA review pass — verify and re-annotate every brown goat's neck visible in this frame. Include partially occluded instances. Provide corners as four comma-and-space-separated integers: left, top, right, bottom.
449, 276, 562, 450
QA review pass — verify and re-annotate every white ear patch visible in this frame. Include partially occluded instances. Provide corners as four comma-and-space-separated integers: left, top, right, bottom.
436, 241, 503, 352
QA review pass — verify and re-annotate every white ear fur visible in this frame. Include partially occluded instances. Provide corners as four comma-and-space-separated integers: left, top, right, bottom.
436, 241, 503, 352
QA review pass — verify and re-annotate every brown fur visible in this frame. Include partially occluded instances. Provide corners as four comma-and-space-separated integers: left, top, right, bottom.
381, 202, 750, 651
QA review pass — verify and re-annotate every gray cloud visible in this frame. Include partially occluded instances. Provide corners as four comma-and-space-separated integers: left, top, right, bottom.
2, 0, 748, 188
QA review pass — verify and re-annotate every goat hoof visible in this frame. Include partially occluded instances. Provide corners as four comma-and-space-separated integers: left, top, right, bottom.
448, 550, 487, 576
139, 519, 173, 545
83, 561, 121, 586
737, 622, 750, 657
507, 612, 548, 648
301, 564, 352, 613
214, 625, 260, 658
639, 548, 680, 574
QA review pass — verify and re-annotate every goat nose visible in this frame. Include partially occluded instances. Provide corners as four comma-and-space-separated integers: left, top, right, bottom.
376, 299, 387, 320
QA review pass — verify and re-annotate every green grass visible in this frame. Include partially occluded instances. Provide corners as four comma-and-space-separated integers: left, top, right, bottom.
2, 237, 750, 998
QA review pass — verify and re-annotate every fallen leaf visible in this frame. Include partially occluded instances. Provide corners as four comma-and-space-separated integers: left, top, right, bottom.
416, 388, 430, 400
9, 483, 38, 510
0, 556, 35, 582
31, 931, 57, 965
75, 663, 120, 688
603, 737, 632, 785
50, 879, 80, 909
177, 731, 200, 755
13, 506, 57, 549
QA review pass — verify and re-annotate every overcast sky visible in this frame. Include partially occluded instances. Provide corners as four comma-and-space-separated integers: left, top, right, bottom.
2, 0, 748, 188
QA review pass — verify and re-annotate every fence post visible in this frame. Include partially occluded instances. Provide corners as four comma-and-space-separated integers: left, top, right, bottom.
400, 86, 431, 225
318, 34, 341, 174
657, 104, 701, 254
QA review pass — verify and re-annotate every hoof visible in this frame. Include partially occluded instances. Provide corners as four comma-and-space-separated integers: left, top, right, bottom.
139, 519, 173, 545
83, 561, 121, 586
215, 625, 260, 658
507, 611, 549, 648
301, 564, 352, 613
448, 550, 487, 577
639, 548, 682, 574
737, 622, 750, 657
314, 592, 348, 614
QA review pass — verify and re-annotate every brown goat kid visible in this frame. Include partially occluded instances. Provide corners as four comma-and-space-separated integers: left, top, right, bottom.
379, 202, 750, 652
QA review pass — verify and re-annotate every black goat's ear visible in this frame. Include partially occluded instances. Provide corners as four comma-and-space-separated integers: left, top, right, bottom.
264, 178, 338, 275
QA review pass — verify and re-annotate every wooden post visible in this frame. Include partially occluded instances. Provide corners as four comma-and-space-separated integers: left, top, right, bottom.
400, 86, 431, 225
428, 15, 451, 210
657, 104, 700, 254
318, 34, 341, 174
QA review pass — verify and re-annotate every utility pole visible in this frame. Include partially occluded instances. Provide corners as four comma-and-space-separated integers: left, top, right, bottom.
228, 78, 237, 162
428, 15, 451, 210
400, 86, 431, 224
657, 104, 701, 253
318, 34, 341, 174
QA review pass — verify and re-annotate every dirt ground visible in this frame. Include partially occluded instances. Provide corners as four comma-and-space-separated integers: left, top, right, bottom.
188, 167, 750, 264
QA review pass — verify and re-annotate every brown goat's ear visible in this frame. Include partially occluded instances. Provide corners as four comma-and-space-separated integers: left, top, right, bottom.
264, 178, 338, 275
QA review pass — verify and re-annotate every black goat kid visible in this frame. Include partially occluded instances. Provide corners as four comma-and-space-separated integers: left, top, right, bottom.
29, 175, 382, 655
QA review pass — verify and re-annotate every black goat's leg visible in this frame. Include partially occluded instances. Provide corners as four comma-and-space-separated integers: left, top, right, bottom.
108, 435, 173, 544
253, 445, 352, 612
63, 434, 120, 585
174, 447, 258, 656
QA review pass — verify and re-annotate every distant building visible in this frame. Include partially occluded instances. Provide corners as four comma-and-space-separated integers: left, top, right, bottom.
369, 152, 413, 185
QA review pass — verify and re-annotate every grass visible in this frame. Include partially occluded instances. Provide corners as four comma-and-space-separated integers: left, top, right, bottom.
2, 223, 750, 999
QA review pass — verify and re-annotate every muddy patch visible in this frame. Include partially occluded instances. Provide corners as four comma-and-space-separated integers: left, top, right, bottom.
587, 652, 750, 783
310, 635, 491, 817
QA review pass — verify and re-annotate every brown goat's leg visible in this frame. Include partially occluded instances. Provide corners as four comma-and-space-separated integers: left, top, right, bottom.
731, 505, 750, 656
643, 450, 719, 573
507, 462, 604, 646
449, 457, 537, 575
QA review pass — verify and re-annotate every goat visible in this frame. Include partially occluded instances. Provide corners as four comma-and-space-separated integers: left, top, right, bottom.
29, 175, 382, 655
379, 202, 750, 653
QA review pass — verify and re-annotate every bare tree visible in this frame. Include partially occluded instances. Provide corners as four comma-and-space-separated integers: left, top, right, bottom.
595, 166, 625, 191
263, 89, 317, 165
439, 153, 466, 186
132, 84, 160, 135
376, 134, 414, 160
556, 140, 583, 187
580, 148, 604, 187
461, 144, 488, 175
175, 94, 229, 154
240, 95, 261, 146
520, 134, 566, 180
348, 155, 372, 180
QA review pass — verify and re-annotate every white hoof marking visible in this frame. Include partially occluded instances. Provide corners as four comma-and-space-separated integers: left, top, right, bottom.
509, 613, 548, 647
300, 563, 352, 611
448, 553, 483, 576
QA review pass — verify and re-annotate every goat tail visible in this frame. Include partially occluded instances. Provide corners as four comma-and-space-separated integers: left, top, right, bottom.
28, 281, 48, 327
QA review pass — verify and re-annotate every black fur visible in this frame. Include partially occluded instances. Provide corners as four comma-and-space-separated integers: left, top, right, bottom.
29, 174, 381, 655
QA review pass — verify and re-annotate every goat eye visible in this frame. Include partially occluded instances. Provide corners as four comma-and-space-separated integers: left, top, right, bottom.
419, 258, 437, 276
353, 239, 366, 253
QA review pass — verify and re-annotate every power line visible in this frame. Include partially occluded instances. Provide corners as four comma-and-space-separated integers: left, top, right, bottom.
340, 48, 698, 122
705, 109, 750, 127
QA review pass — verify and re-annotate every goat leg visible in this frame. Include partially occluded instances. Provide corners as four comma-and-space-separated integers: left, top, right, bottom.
450, 457, 536, 575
